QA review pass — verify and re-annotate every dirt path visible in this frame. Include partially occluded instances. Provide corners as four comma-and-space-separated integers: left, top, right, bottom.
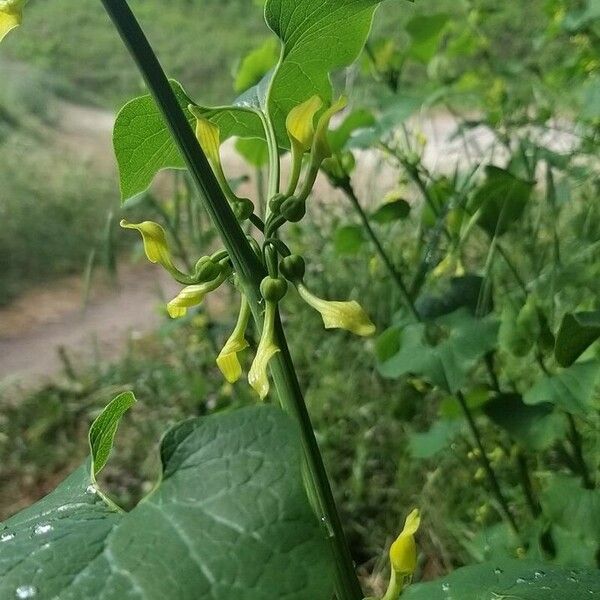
0, 100, 578, 388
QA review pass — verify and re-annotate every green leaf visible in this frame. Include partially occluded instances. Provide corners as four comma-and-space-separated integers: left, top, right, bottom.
334, 224, 365, 255
234, 38, 279, 93
523, 360, 600, 417
328, 109, 376, 153
371, 199, 411, 224
113, 80, 195, 201
0, 404, 334, 599
89, 391, 136, 477
472, 166, 534, 236
406, 14, 450, 63
555, 311, 600, 367
196, 0, 384, 146
403, 560, 600, 599
483, 393, 564, 451
235, 136, 270, 167
408, 419, 464, 459
542, 475, 600, 567
377, 309, 499, 393
416, 275, 489, 320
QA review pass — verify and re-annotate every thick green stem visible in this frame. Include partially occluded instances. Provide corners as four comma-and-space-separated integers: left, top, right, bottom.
100, 2, 361, 597
338, 177, 421, 322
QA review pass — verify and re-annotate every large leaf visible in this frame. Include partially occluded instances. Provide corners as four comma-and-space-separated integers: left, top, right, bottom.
197, 0, 384, 146
113, 80, 195, 201
472, 166, 534, 236
483, 393, 564, 451
0, 402, 334, 599
403, 560, 600, 599
523, 360, 600, 417
377, 309, 499, 393
555, 310, 600, 367
542, 475, 600, 567
113, 1, 384, 199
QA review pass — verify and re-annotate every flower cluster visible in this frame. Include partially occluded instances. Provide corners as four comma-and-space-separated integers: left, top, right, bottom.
121, 94, 376, 400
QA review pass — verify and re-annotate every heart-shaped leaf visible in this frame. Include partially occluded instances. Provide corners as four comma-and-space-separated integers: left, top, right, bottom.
0, 398, 334, 599
113, 0, 387, 200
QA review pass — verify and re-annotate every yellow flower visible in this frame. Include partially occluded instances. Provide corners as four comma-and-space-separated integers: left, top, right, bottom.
216, 296, 251, 384
248, 301, 280, 399
383, 509, 421, 600
0, 0, 25, 43
167, 272, 227, 319
311, 96, 347, 166
297, 284, 375, 337
390, 509, 421, 577
120, 220, 189, 282
190, 110, 222, 167
286, 95, 323, 152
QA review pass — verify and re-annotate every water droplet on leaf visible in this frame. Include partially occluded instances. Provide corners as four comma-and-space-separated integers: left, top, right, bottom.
33, 523, 52, 536
15, 585, 37, 599
1, 532, 15, 542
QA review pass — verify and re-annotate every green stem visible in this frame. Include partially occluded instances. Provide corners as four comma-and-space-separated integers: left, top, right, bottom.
100, 2, 361, 597
456, 391, 520, 536
566, 413, 594, 490
338, 176, 421, 322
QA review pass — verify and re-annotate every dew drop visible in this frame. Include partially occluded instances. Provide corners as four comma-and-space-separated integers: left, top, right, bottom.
33, 523, 52, 536
441, 582, 450, 592
85, 484, 97, 495
1, 532, 15, 542
534, 571, 545, 580
516, 578, 527, 584
15, 585, 37, 599
494, 568, 503, 575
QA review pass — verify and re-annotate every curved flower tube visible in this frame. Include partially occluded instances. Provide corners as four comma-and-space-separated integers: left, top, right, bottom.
216, 295, 251, 384
248, 300, 280, 399
297, 283, 376, 337
383, 509, 421, 600
167, 271, 227, 319
120, 220, 192, 283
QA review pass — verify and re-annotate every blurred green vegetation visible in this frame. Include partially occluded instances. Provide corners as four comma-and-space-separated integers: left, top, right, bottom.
0, 0, 599, 593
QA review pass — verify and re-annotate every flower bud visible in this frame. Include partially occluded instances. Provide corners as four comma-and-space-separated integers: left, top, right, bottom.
194, 257, 221, 283
280, 196, 306, 222
279, 255, 306, 282
269, 193, 287, 214
260, 276, 288, 303
232, 197, 254, 221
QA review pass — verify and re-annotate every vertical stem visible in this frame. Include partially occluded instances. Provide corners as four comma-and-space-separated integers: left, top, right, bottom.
99, 2, 361, 597
338, 177, 421, 322
516, 450, 541, 518
566, 413, 594, 490
456, 391, 520, 536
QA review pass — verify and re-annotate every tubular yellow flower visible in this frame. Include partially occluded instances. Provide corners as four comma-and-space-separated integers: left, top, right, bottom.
167, 272, 227, 319
191, 112, 222, 167
216, 295, 251, 384
286, 95, 323, 151
248, 301, 280, 400
297, 284, 376, 337
0, 0, 26, 43
285, 95, 324, 196
390, 509, 421, 577
383, 509, 421, 600
120, 220, 189, 281
311, 96, 347, 166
